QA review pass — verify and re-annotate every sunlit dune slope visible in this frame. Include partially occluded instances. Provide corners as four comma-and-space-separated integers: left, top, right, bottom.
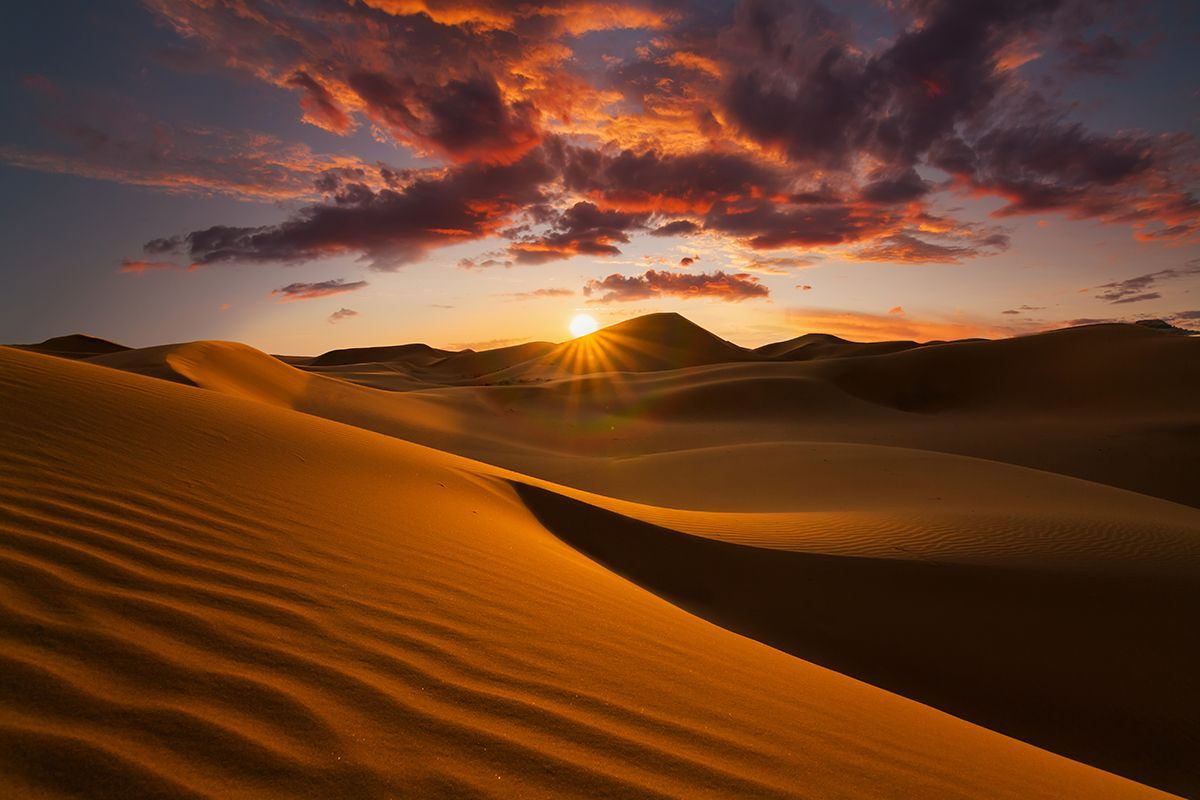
1, 345, 1173, 799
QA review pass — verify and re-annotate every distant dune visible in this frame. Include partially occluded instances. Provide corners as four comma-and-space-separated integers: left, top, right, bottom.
2, 314, 1197, 798
13, 333, 130, 359
308, 342, 453, 368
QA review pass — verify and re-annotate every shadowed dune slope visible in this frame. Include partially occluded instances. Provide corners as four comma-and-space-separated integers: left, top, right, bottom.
0, 344, 1174, 799
811, 322, 1199, 414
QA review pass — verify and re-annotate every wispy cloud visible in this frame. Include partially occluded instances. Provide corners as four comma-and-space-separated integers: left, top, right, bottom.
271, 279, 369, 302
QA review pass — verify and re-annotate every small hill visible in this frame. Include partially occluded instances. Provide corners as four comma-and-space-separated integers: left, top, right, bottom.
309, 342, 453, 367
814, 322, 1200, 414
427, 341, 556, 378
12, 333, 129, 359
757, 333, 924, 361
517, 312, 756, 376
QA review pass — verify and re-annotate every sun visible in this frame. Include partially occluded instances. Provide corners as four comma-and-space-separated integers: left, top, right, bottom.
568, 313, 599, 338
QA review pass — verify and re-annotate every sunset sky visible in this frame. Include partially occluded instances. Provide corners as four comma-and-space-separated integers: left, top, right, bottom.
2, 0, 1198, 353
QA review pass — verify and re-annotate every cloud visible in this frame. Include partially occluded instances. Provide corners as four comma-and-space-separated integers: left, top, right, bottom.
1, 86, 380, 202
328, 307, 359, 323
349, 72, 540, 164
1093, 263, 1200, 304
287, 71, 356, 135
583, 269, 768, 303
889, 306, 905, 315
739, 256, 818, 275
507, 287, 574, 300
118, 259, 177, 274
270, 279, 369, 302
458, 255, 514, 269
124, 0, 1198, 278
650, 220, 701, 237
852, 231, 1009, 264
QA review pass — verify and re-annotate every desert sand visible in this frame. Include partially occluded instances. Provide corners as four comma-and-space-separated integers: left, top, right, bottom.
3, 314, 1198, 798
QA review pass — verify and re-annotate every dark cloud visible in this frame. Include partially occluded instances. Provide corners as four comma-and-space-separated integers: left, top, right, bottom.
270, 279, 369, 302
1001, 304, 1046, 314
719, 0, 1062, 168
936, 123, 1156, 215
328, 307, 359, 323
1093, 264, 1200, 304
552, 141, 784, 213
651, 220, 701, 237
509, 201, 648, 264
583, 269, 768, 303
153, 151, 554, 269
859, 168, 931, 204
350, 72, 540, 164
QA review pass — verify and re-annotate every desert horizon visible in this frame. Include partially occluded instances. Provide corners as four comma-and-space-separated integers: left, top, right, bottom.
3, 1, 1199, 798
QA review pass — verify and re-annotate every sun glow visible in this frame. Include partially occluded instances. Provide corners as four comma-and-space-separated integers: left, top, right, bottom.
568, 313, 599, 338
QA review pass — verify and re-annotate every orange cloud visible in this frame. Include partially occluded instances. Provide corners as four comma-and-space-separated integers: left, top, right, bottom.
118, 259, 177, 274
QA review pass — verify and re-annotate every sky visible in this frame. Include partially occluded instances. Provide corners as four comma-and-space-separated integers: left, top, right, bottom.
1, 0, 1198, 354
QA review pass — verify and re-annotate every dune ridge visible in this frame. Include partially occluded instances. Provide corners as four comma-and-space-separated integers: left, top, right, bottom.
2, 345, 1178, 798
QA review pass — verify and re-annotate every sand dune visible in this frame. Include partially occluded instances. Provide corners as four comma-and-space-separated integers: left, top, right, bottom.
510, 468, 1200, 793
753, 332, 924, 361
2, 345, 1176, 799
308, 342, 453, 368
4, 314, 1198, 797
507, 312, 757, 377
